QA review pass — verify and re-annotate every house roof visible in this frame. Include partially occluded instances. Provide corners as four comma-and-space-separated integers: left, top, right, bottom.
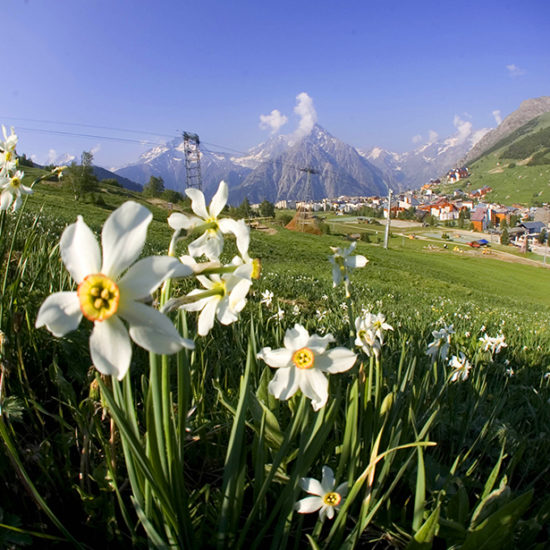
470, 208, 487, 222
520, 221, 546, 232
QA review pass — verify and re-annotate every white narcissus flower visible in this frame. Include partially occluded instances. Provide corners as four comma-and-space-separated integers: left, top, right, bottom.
260, 290, 274, 307
426, 324, 454, 362
257, 324, 356, 411
36, 202, 194, 380
295, 466, 347, 520
178, 265, 252, 336
0, 170, 33, 212
167, 180, 246, 261
449, 352, 472, 382
328, 241, 368, 288
0, 125, 18, 173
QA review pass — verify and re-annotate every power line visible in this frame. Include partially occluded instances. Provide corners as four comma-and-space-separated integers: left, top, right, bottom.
0, 115, 176, 139
16, 126, 164, 146
7, 119, 388, 191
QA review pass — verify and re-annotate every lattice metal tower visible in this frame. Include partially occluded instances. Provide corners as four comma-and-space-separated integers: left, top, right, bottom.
183, 131, 202, 191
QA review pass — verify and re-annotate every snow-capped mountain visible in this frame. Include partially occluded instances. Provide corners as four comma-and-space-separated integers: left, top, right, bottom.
115, 125, 390, 203
115, 138, 252, 199
229, 124, 389, 203
360, 124, 491, 190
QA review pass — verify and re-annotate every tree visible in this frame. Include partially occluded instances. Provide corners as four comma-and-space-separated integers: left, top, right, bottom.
259, 199, 275, 218
143, 175, 165, 197
78, 150, 98, 196
539, 228, 547, 245
236, 198, 252, 219
63, 152, 98, 200
500, 227, 510, 245
161, 189, 184, 203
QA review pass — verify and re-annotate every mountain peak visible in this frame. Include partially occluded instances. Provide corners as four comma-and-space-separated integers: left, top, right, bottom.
464, 96, 550, 164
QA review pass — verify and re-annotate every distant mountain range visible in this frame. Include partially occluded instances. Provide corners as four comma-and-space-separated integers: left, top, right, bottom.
108, 97, 550, 202
359, 125, 490, 190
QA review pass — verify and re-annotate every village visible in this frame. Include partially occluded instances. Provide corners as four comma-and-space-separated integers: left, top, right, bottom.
268, 166, 549, 253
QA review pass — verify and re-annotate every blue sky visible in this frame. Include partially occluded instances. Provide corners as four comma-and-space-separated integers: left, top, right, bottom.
3, 0, 549, 169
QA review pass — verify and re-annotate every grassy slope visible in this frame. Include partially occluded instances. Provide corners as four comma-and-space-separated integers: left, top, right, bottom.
23, 169, 550, 313
436, 112, 550, 206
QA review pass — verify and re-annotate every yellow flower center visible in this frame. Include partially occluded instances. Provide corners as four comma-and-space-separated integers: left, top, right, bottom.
322, 492, 341, 506
5, 151, 12, 162
251, 258, 262, 280
292, 347, 315, 369
11, 177, 20, 188
77, 274, 120, 322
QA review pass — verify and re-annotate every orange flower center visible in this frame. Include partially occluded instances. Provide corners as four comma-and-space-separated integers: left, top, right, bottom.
323, 492, 341, 506
292, 347, 315, 369
77, 274, 120, 322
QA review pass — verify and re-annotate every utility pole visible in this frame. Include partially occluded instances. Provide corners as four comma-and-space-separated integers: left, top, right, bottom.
183, 131, 202, 191
384, 188, 393, 249
300, 167, 319, 201
298, 167, 320, 232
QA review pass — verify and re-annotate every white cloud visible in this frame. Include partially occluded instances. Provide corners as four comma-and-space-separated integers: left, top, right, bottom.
453, 114, 473, 145
492, 109, 502, 125
428, 130, 439, 143
412, 134, 422, 144
506, 64, 525, 77
90, 143, 101, 156
259, 109, 288, 133
291, 92, 317, 141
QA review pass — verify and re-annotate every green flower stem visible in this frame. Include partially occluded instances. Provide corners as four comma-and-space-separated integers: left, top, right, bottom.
236, 395, 309, 550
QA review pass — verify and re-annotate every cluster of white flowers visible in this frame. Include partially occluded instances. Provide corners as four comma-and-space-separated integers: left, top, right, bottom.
354, 312, 393, 359
165, 181, 258, 336
36, 181, 260, 379
0, 127, 33, 212
426, 324, 455, 363
479, 333, 507, 356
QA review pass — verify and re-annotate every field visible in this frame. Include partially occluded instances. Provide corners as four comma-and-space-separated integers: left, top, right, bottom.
1, 177, 549, 549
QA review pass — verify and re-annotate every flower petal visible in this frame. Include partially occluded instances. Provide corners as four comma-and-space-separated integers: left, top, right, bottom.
208, 181, 228, 218
233, 219, 250, 257
307, 333, 335, 354
186, 188, 209, 219
315, 347, 357, 373
188, 231, 224, 261
60, 216, 101, 283
300, 477, 325, 496
257, 347, 292, 368
101, 202, 152, 278
299, 369, 328, 411
321, 466, 336, 492
197, 296, 220, 336
283, 324, 310, 351
345, 255, 368, 269
0, 190, 13, 211
167, 212, 200, 230
268, 367, 299, 401
90, 316, 132, 380
119, 301, 194, 353
35, 292, 82, 337
118, 256, 186, 301
295, 496, 323, 514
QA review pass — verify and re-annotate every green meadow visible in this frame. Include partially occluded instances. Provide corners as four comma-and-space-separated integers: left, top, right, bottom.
1, 175, 549, 548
